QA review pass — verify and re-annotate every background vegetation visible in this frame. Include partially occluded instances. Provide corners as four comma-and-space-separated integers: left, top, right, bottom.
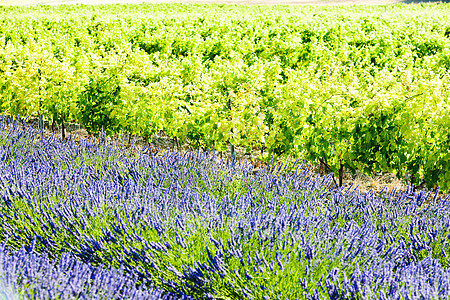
0, 3, 449, 190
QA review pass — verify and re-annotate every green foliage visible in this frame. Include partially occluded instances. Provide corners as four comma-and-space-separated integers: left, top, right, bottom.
0, 3, 449, 190
77, 71, 123, 135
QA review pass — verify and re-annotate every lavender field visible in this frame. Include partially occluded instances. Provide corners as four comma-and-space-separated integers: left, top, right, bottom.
0, 116, 449, 299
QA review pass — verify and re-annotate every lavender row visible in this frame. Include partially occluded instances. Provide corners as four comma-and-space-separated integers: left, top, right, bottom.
0, 243, 191, 299
0, 117, 450, 299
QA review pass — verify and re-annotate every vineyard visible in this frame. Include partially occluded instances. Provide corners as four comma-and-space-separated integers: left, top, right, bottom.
0, 2, 450, 299
0, 3, 449, 190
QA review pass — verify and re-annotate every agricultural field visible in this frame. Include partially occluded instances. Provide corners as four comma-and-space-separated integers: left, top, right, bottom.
0, 3, 449, 190
0, 116, 449, 299
0, 2, 449, 299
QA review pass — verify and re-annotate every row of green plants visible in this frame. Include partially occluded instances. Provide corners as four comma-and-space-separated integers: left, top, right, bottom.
0, 3, 449, 190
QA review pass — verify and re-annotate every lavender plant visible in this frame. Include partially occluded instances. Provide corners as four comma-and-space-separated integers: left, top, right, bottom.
0, 242, 188, 299
0, 277, 18, 300
0, 116, 449, 299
